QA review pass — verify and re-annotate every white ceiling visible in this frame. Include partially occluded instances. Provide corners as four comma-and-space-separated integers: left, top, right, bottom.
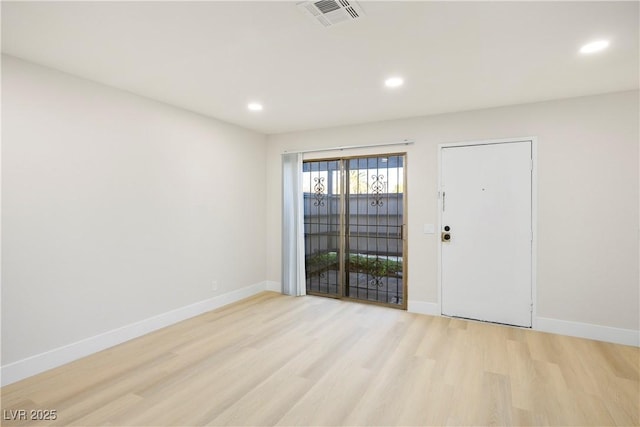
2, 1, 638, 134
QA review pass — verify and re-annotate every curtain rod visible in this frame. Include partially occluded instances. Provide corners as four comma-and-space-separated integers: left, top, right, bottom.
282, 139, 414, 155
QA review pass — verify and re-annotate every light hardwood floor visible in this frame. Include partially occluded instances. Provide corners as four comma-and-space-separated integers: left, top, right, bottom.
1, 292, 638, 426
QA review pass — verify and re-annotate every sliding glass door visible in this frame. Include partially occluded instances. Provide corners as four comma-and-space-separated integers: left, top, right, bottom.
303, 160, 342, 297
303, 154, 406, 308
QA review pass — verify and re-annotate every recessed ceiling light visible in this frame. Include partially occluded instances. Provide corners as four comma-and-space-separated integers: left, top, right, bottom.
247, 102, 263, 111
384, 77, 404, 88
580, 40, 609, 54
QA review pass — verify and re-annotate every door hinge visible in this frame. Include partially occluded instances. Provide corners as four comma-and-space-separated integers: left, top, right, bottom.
530, 159, 534, 171
442, 191, 446, 212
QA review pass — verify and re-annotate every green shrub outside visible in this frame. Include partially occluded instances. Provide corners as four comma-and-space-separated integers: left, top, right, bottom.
306, 252, 402, 277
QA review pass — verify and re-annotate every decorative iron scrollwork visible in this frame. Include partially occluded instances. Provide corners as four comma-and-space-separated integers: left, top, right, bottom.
313, 177, 326, 206
369, 277, 384, 287
370, 174, 386, 207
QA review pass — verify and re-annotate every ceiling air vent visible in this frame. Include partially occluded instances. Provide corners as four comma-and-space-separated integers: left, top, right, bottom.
298, 0, 365, 27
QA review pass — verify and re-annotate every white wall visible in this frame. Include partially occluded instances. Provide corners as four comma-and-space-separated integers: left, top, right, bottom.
2, 55, 638, 384
266, 90, 640, 334
1, 56, 267, 365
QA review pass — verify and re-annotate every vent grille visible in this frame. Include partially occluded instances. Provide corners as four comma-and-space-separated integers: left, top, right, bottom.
315, 0, 340, 14
297, 0, 364, 27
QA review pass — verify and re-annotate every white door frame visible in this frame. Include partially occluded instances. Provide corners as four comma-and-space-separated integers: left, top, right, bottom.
437, 136, 538, 328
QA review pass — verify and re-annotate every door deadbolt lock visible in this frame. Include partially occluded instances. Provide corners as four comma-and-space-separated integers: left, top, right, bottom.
441, 232, 451, 242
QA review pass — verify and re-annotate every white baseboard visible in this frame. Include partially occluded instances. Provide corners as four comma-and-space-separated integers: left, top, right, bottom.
536, 317, 639, 347
405, 301, 639, 347
407, 300, 440, 316
265, 280, 281, 292
0, 281, 270, 386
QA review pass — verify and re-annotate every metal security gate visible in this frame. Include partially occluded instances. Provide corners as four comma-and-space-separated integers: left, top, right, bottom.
303, 160, 342, 297
303, 154, 406, 308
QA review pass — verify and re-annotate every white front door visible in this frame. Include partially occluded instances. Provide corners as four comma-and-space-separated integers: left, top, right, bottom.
441, 141, 532, 327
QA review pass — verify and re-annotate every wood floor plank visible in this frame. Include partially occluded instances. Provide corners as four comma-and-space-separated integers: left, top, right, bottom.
1, 292, 638, 426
